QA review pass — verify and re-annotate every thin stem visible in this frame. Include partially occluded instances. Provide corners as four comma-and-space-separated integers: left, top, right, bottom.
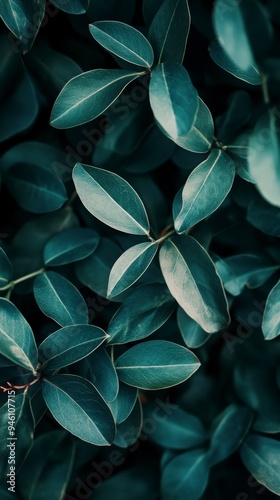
5, 286, 14, 300
0, 267, 45, 292
261, 73, 270, 104
110, 346, 114, 363
156, 229, 176, 245
225, 145, 248, 150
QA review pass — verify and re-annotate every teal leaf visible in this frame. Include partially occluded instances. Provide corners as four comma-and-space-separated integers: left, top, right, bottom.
248, 110, 280, 207
109, 382, 138, 424
107, 241, 158, 298
159, 235, 230, 333
207, 404, 254, 466
73, 164, 150, 235
149, 62, 198, 146
161, 449, 209, 500
42, 374, 116, 445
240, 434, 280, 495
113, 398, 142, 448
107, 284, 176, 345
177, 307, 210, 349
38, 325, 107, 370
0, 248, 13, 287
174, 149, 235, 233
115, 340, 200, 390
3, 164, 67, 214
143, 0, 164, 26
43, 228, 99, 266
177, 97, 214, 153
50, 69, 144, 129
50, 0, 89, 14
209, 40, 261, 85
262, 280, 280, 340
148, 0, 190, 64
89, 21, 154, 68
247, 199, 280, 236
34, 271, 89, 326
0, 298, 37, 373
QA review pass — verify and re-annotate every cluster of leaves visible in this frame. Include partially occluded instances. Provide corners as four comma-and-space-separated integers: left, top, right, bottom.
0, 0, 280, 498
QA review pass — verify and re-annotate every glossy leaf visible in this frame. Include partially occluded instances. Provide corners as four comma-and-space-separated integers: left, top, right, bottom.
0, 247, 12, 287
160, 235, 230, 333
89, 21, 154, 68
34, 271, 89, 326
262, 280, 280, 340
0, 298, 37, 373
50, 69, 143, 128
107, 241, 158, 298
42, 374, 116, 445
38, 325, 107, 370
107, 284, 176, 344
43, 228, 99, 266
149, 62, 198, 146
73, 164, 150, 235
115, 340, 200, 390
109, 381, 138, 424
148, 0, 190, 64
50, 0, 89, 14
177, 97, 214, 153
174, 149, 235, 232
177, 307, 210, 349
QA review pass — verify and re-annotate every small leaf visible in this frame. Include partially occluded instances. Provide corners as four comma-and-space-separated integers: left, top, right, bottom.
89, 21, 154, 68
73, 164, 150, 235
43, 228, 99, 266
149, 62, 198, 146
148, 0, 190, 64
176, 97, 214, 153
177, 307, 210, 349
42, 374, 116, 445
0, 247, 13, 287
107, 284, 176, 344
247, 198, 280, 236
0, 298, 37, 373
240, 434, 280, 495
113, 398, 143, 448
115, 340, 200, 390
34, 271, 89, 326
50, 0, 89, 14
109, 382, 138, 424
262, 280, 280, 340
160, 235, 230, 333
38, 325, 107, 370
174, 149, 235, 232
107, 242, 158, 298
50, 69, 144, 129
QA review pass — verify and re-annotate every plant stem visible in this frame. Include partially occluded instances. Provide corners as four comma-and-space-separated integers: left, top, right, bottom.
261, 73, 270, 104
0, 267, 45, 292
156, 229, 176, 245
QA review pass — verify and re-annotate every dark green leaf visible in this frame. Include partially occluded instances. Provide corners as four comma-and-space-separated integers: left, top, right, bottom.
262, 280, 280, 340
143, 0, 165, 26
109, 381, 138, 424
0, 247, 12, 287
247, 198, 280, 236
113, 398, 142, 448
177, 307, 210, 349
43, 228, 99, 266
50, 0, 89, 14
177, 97, 214, 153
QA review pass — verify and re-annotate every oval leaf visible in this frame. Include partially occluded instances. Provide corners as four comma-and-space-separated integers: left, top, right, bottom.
262, 280, 280, 340
177, 307, 210, 349
43, 228, 99, 266
109, 382, 138, 424
176, 97, 214, 153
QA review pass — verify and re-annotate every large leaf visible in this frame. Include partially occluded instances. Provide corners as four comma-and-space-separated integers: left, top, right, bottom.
115, 340, 200, 390
89, 21, 154, 68
38, 325, 107, 370
174, 149, 235, 232
43, 228, 99, 266
262, 280, 280, 340
73, 164, 150, 235
148, 0, 190, 64
107, 284, 176, 344
107, 241, 158, 298
240, 434, 280, 495
248, 110, 280, 207
42, 374, 116, 445
50, 0, 89, 14
0, 298, 37, 373
50, 69, 144, 128
149, 62, 198, 146
0, 247, 13, 287
159, 235, 230, 333
34, 271, 89, 326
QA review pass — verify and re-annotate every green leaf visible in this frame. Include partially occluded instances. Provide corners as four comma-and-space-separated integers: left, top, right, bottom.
107, 242, 158, 298
207, 404, 254, 466
109, 381, 138, 424
0, 298, 37, 373
161, 449, 209, 500
240, 434, 280, 495
34, 271, 89, 326
262, 280, 280, 340
107, 284, 176, 345
148, 0, 190, 64
43, 228, 99, 266
3, 164, 67, 213
247, 199, 280, 236
209, 40, 261, 85
50, 69, 144, 129
143, 0, 164, 26
73, 164, 150, 235
149, 62, 198, 146
160, 235, 230, 333
115, 340, 200, 390
42, 374, 115, 445
0, 247, 13, 287
177, 307, 210, 349
113, 398, 142, 448
89, 21, 154, 68
174, 150, 235, 233
38, 325, 107, 370
176, 97, 214, 153
248, 110, 280, 207
50, 0, 89, 14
